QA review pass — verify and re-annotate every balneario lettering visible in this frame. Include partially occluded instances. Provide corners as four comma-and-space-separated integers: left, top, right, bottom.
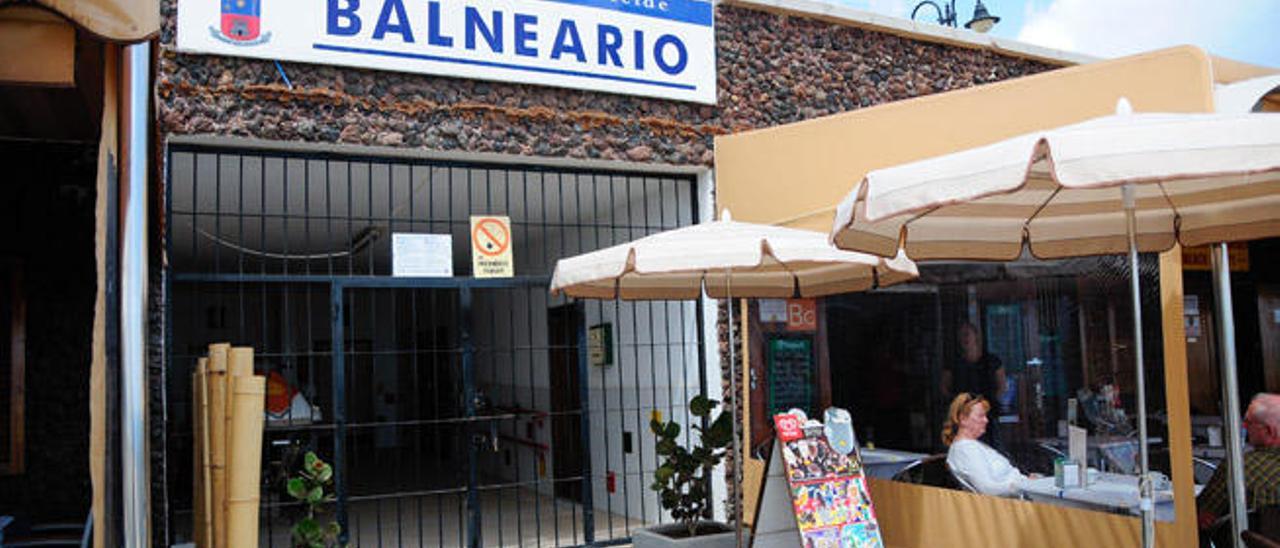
325, 0, 691, 76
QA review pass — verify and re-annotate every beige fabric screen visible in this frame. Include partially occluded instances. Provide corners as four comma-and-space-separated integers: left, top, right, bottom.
0, 7, 75, 85
867, 479, 1192, 548
8, 0, 159, 42
90, 43, 119, 548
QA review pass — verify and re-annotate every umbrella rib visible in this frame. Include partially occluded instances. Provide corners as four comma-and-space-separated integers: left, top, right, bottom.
1156, 181, 1182, 233
768, 249, 804, 298
1024, 186, 1063, 230
900, 204, 943, 234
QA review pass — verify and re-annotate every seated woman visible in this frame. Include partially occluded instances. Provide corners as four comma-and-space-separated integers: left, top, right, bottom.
944, 392, 1033, 497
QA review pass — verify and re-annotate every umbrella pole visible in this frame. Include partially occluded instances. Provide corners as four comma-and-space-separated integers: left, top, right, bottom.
725, 279, 744, 548
1124, 185, 1155, 548
1211, 242, 1249, 545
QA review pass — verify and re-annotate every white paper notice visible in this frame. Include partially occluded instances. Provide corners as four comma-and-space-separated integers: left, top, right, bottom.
392, 233, 453, 277
759, 299, 787, 323
1184, 295, 1199, 316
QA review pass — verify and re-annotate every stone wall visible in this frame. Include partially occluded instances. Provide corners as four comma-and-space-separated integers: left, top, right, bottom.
156, 1, 1052, 167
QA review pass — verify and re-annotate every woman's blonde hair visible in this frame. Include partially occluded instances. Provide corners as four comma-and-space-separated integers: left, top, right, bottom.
942, 392, 989, 446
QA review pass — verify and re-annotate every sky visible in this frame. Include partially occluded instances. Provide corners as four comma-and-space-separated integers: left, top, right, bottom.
834, 0, 1280, 68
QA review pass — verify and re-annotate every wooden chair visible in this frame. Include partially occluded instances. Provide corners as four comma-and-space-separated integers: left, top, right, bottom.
1244, 530, 1280, 548
1, 512, 91, 548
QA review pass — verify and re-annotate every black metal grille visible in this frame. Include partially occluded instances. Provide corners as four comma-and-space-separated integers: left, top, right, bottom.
163, 144, 709, 547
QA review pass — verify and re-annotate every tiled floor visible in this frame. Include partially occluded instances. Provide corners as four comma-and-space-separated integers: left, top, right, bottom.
259, 488, 646, 547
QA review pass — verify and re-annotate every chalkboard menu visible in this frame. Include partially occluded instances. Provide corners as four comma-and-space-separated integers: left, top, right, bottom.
768, 336, 813, 417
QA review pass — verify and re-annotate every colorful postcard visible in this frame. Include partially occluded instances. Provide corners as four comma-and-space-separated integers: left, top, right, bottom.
773, 410, 884, 547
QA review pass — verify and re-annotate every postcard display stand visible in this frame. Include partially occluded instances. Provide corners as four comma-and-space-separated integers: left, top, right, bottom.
754, 410, 884, 548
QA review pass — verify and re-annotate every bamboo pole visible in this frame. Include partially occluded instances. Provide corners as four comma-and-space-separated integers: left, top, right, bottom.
226, 351, 251, 444
207, 343, 230, 548
226, 373, 265, 548
198, 357, 214, 548
192, 359, 206, 548
223, 347, 254, 546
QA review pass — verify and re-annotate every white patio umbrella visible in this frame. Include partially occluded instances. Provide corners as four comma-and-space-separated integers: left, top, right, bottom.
830, 99, 1280, 548
551, 211, 918, 548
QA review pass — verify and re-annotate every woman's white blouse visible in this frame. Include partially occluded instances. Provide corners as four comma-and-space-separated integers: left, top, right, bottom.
947, 439, 1028, 497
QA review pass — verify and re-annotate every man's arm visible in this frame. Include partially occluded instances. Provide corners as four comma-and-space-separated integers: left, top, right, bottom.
1197, 463, 1229, 529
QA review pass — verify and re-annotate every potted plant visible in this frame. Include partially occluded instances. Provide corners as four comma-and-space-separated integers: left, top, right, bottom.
633, 394, 745, 547
286, 451, 343, 548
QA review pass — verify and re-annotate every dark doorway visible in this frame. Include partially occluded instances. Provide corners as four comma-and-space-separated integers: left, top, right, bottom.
548, 304, 583, 502
0, 141, 98, 537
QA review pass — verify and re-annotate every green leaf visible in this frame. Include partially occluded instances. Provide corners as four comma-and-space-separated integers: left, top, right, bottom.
304, 451, 320, 469
650, 417, 665, 436
654, 465, 675, 484
664, 421, 681, 439
307, 485, 325, 504
316, 463, 334, 484
655, 438, 677, 456
293, 517, 321, 542
287, 478, 309, 501
704, 412, 733, 448
689, 395, 716, 417
662, 490, 679, 508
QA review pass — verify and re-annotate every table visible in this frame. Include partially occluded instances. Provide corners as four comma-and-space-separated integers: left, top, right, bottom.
860, 448, 929, 479
1193, 445, 1227, 460
1021, 472, 1183, 521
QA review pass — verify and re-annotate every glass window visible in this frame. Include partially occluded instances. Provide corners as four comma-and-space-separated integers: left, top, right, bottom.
827, 255, 1176, 520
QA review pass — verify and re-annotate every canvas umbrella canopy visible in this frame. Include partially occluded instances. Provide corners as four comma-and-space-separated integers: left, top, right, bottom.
551, 212, 918, 547
830, 99, 1280, 548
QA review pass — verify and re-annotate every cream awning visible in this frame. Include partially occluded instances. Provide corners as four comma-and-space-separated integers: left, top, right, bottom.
830, 106, 1280, 259
11, 0, 158, 42
550, 216, 918, 300
714, 46, 1278, 233
1217, 75, 1280, 113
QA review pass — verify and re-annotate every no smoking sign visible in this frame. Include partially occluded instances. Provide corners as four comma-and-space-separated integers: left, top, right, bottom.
470, 215, 514, 278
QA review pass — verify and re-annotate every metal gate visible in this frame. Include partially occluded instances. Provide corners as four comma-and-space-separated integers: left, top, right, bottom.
163, 144, 710, 546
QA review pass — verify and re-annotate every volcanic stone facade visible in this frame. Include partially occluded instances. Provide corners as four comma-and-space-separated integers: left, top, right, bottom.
152, 0, 1056, 542
156, 1, 1051, 166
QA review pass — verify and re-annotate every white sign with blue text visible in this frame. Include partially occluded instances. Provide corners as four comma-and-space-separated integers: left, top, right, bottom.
177, 0, 717, 104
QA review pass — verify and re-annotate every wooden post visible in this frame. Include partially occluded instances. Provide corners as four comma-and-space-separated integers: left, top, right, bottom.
1159, 246, 1197, 547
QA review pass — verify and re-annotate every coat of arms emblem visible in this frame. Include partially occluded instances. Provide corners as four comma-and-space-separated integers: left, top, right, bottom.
210, 0, 271, 46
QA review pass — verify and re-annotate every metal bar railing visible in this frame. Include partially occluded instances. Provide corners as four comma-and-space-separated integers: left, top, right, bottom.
164, 146, 704, 547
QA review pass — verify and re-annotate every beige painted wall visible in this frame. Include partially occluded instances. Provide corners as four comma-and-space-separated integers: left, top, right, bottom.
715, 46, 1221, 234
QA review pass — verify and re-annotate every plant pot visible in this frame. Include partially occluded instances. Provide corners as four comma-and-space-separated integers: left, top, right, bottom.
632, 521, 749, 548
